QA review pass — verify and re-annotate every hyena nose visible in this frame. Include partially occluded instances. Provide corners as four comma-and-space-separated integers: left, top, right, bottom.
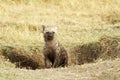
48, 33, 53, 37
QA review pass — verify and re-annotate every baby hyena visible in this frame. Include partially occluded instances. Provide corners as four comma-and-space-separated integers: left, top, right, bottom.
42, 25, 68, 68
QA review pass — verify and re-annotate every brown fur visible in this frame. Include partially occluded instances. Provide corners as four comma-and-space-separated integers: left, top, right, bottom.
42, 25, 68, 68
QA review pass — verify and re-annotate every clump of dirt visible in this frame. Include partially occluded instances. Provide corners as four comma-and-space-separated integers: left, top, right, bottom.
69, 36, 120, 65
2, 46, 45, 70
69, 42, 102, 65
99, 36, 120, 60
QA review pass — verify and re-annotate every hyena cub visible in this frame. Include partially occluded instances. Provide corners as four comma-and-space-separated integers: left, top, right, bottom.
42, 25, 68, 68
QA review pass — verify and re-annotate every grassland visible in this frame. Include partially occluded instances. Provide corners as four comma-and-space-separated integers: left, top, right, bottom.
0, 59, 120, 80
0, 0, 120, 80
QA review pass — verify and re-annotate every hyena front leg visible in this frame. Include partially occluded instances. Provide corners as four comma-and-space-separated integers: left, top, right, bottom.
64, 51, 68, 67
64, 57, 68, 67
52, 56, 60, 68
45, 57, 52, 68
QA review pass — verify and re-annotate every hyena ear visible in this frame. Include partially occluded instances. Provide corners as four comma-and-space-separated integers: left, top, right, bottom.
53, 27, 57, 33
42, 25, 46, 33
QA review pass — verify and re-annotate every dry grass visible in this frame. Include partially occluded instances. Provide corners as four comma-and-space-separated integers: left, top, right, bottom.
0, 0, 120, 79
0, 0, 120, 47
0, 59, 120, 80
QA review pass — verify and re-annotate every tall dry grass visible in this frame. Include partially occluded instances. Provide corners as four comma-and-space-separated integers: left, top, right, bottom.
0, 0, 120, 48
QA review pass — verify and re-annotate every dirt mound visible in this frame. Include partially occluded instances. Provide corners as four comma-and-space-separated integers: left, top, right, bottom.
69, 36, 120, 65
2, 46, 45, 70
69, 42, 102, 65
99, 36, 120, 59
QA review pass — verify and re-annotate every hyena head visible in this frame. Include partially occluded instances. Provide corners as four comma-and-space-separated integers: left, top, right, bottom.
42, 25, 57, 41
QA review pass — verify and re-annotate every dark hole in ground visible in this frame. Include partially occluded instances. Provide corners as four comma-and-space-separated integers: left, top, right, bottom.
69, 36, 120, 65
1, 46, 45, 70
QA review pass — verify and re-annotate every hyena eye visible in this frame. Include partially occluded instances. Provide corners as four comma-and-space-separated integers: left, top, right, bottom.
52, 32, 55, 34
46, 32, 49, 34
